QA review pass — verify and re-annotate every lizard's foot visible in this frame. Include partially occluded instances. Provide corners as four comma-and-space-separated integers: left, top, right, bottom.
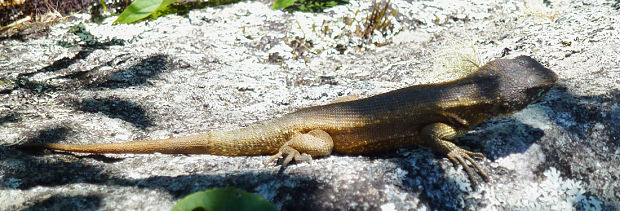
264, 129, 333, 167
445, 146, 489, 188
421, 123, 489, 188
265, 146, 312, 167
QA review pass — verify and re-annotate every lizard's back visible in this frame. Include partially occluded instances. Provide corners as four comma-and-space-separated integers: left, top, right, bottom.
288, 73, 499, 154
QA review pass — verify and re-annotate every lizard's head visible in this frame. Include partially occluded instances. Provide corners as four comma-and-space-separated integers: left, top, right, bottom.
479, 55, 557, 115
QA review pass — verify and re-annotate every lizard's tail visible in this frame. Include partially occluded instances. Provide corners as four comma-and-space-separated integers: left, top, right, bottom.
21, 130, 282, 156
27, 134, 212, 154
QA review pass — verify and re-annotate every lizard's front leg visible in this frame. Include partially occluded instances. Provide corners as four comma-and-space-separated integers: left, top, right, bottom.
421, 123, 490, 187
265, 129, 334, 167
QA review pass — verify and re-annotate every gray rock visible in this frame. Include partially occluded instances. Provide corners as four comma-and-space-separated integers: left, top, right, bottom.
1, 0, 618, 210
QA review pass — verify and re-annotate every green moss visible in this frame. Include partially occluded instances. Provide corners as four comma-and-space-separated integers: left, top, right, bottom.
274, 0, 349, 12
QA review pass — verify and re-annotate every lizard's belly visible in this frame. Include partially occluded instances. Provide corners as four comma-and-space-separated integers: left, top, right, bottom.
329, 130, 423, 154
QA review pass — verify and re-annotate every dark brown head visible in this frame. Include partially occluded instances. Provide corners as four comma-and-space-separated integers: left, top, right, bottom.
477, 55, 557, 115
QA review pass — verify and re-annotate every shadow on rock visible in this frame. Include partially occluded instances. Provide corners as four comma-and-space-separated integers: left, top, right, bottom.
2, 145, 321, 210
534, 85, 620, 208
379, 114, 544, 210
8, 50, 94, 94
73, 98, 153, 129
1, 126, 112, 189
0, 113, 21, 126
3, 126, 321, 209
19, 195, 102, 211
96, 55, 169, 89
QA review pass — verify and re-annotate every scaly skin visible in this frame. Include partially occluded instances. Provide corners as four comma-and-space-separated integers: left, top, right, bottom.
32, 55, 558, 187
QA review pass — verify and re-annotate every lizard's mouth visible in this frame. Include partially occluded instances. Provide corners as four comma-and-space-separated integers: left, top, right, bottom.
525, 83, 554, 103
524, 65, 557, 104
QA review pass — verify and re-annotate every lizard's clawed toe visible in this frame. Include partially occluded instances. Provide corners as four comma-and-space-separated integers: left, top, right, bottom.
446, 147, 489, 188
265, 146, 313, 167
265, 152, 283, 166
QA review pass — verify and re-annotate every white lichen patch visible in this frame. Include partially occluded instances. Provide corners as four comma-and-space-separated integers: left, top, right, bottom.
476, 167, 602, 210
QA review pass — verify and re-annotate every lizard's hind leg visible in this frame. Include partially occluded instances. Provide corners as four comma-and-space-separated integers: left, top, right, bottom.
265, 129, 334, 167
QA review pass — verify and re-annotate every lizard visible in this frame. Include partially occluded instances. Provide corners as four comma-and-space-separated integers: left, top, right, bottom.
24, 55, 558, 187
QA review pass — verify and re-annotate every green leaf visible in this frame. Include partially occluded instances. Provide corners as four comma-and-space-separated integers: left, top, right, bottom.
114, 0, 177, 24
273, 0, 296, 9
100, 0, 107, 12
171, 187, 278, 211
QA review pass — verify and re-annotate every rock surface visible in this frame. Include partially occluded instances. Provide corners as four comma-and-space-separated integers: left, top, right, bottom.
1, 0, 619, 210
